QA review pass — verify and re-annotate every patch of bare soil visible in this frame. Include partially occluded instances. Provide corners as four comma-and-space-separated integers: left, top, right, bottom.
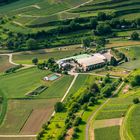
20, 108, 53, 135
123, 85, 130, 94
65, 128, 74, 140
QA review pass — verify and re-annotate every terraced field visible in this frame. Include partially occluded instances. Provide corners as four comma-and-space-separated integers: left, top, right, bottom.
71, 0, 140, 20
0, 0, 89, 27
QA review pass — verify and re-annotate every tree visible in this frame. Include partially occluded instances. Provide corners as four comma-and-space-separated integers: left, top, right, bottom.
73, 117, 82, 126
32, 57, 38, 65
96, 23, 112, 35
26, 38, 38, 50
82, 37, 91, 50
131, 32, 139, 40
54, 102, 64, 112
133, 98, 140, 104
136, 18, 140, 26
96, 37, 106, 48
90, 18, 98, 29
131, 75, 140, 87
98, 12, 107, 21
110, 57, 117, 66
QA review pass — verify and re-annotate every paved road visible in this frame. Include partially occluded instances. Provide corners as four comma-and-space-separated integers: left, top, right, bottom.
85, 82, 124, 140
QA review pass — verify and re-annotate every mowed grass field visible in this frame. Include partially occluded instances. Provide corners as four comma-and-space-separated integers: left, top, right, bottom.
13, 48, 83, 64
0, 55, 14, 73
119, 46, 140, 70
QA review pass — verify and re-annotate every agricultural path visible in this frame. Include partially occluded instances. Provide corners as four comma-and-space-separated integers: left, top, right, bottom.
0, 53, 34, 68
85, 81, 125, 140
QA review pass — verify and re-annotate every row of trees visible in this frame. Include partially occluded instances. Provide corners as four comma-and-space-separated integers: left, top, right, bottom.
2, 11, 140, 51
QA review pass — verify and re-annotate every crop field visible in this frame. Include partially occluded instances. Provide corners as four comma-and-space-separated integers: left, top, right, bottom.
119, 46, 140, 70
0, 98, 59, 134
13, 48, 82, 64
94, 126, 120, 140
0, 55, 14, 73
126, 105, 140, 140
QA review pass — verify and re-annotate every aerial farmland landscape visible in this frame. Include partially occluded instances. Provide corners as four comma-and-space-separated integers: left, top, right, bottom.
0, 0, 140, 140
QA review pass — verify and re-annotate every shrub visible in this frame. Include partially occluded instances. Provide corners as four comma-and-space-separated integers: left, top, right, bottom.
54, 102, 65, 112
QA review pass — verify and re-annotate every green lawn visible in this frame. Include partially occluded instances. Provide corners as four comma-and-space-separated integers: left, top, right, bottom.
39, 75, 74, 98
94, 126, 121, 140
